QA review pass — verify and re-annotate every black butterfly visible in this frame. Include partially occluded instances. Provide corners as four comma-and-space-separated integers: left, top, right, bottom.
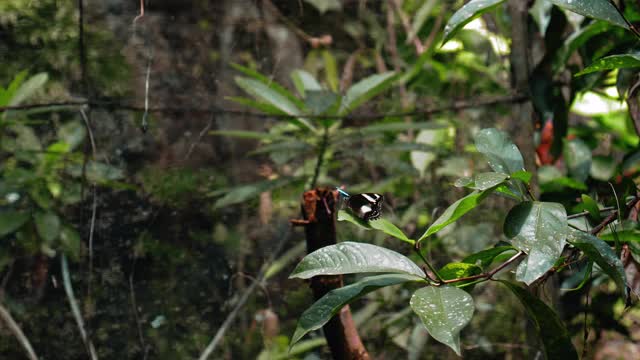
337, 188, 384, 221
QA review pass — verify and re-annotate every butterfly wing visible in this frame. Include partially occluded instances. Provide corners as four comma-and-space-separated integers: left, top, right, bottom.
347, 193, 384, 220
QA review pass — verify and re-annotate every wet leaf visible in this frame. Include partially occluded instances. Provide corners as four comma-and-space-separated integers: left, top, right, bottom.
410, 286, 475, 356
500, 281, 579, 360
474, 128, 525, 174
504, 202, 568, 285
568, 229, 627, 299
442, 0, 507, 45
438, 262, 482, 287
454, 172, 508, 191
290, 274, 424, 347
577, 53, 640, 76
289, 241, 425, 279
550, 0, 628, 30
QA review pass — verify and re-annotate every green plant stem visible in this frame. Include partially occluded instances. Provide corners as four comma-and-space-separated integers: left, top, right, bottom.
310, 126, 329, 188
413, 244, 445, 283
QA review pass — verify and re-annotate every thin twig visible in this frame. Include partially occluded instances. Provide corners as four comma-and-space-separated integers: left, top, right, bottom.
390, 0, 425, 54
0, 302, 38, 360
0, 93, 527, 121
442, 251, 526, 285
79, 109, 98, 313
133, 0, 145, 24
183, 115, 214, 161
197, 224, 292, 360
310, 126, 329, 188
61, 255, 99, 360
140, 57, 151, 132
129, 267, 149, 359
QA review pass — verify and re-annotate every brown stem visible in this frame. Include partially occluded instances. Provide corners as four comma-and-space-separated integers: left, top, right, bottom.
300, 188, 370, 360
442, 251, 526, 285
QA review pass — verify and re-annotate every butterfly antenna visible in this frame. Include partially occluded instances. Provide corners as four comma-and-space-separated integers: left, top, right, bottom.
335, 187, 350, 198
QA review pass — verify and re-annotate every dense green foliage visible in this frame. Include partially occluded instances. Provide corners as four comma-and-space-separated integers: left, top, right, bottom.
2, 0, 640, 359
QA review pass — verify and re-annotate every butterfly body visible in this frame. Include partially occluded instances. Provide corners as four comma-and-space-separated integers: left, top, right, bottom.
340, 191, 384, 221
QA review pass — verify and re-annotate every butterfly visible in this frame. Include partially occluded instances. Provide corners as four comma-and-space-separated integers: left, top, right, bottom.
336, 188, 384, 221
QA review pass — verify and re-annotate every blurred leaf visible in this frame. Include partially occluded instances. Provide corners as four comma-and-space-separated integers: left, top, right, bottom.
356, 121, 449, 134
411, 127, 452, 177
57, 120, 86, 150
29, 181, 54, 209
231, 63, 305, 107
340, 72, 396, 115
564, 139, 591, 182
550, 0, 628, 30
209, 130, 285, 141
581, 194, 601, 222
225, 96, 288, 116
555, 21, 610, 69
567, 229, 627, 299
0, 70, 28, 106
305, 90, 339, 115
474, 128, 525, 174
0, 210, 30, 238
289, 241, 425, 279
504, 202, 567, 285
213, 178, 292, 209
590, 155, 617, 181
291, 69, 323, 97
235, 77, 303, 116
410, 286, 474, 356
499, 281, 579, 360
59, 225, 81, 261
438, 262, 482, 287
34, 211, 61, 243
561, 262, 593, 291
442, 0, 507, 45
410, 0, 437, 41
322, 50, 339, 92
510, 170, 532, 184
290, 273, 423, 347
462, 246, 516, 269
67, 162, 124, 184
419, 190, 494, 242
9, 72, 48, 106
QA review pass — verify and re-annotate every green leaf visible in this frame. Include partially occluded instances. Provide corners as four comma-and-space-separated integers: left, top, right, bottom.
581, 194, 601, 222
576, 53, 640, 76
337, 210, 414, 245
439, 262, 482, 287
340, 72, 396, 115
454, 172, 508, 191
555, 21, 611, 69
567, 229, 627, 298
59, 225, 81, 261
510, 170, 532, 184
9, 73, 48, 106
213, 178, 293, 209
474, 128, 525, 174
504, 202, 568, 285
34, 211, 61, 243
225, 96, 288, 116
419, 190, 494, 242
442, 0, 507, 45
290, 273, 423, 347
209, 130, 285, 141
57, 120, 86, 151
322, 50, 339, 92
499, 281, 579, 360
304, 0, 341, 14
462, 246, 516, 269
550, 0, 628, 30
410, 286, 475, 356
0, 210, 30, 238
355, 121, 450, 134
564, 139, 591, 182
235, 77, 303, 116
289, 241, 425, 279
231, 63, 305, 108
291, 69, 323, 97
